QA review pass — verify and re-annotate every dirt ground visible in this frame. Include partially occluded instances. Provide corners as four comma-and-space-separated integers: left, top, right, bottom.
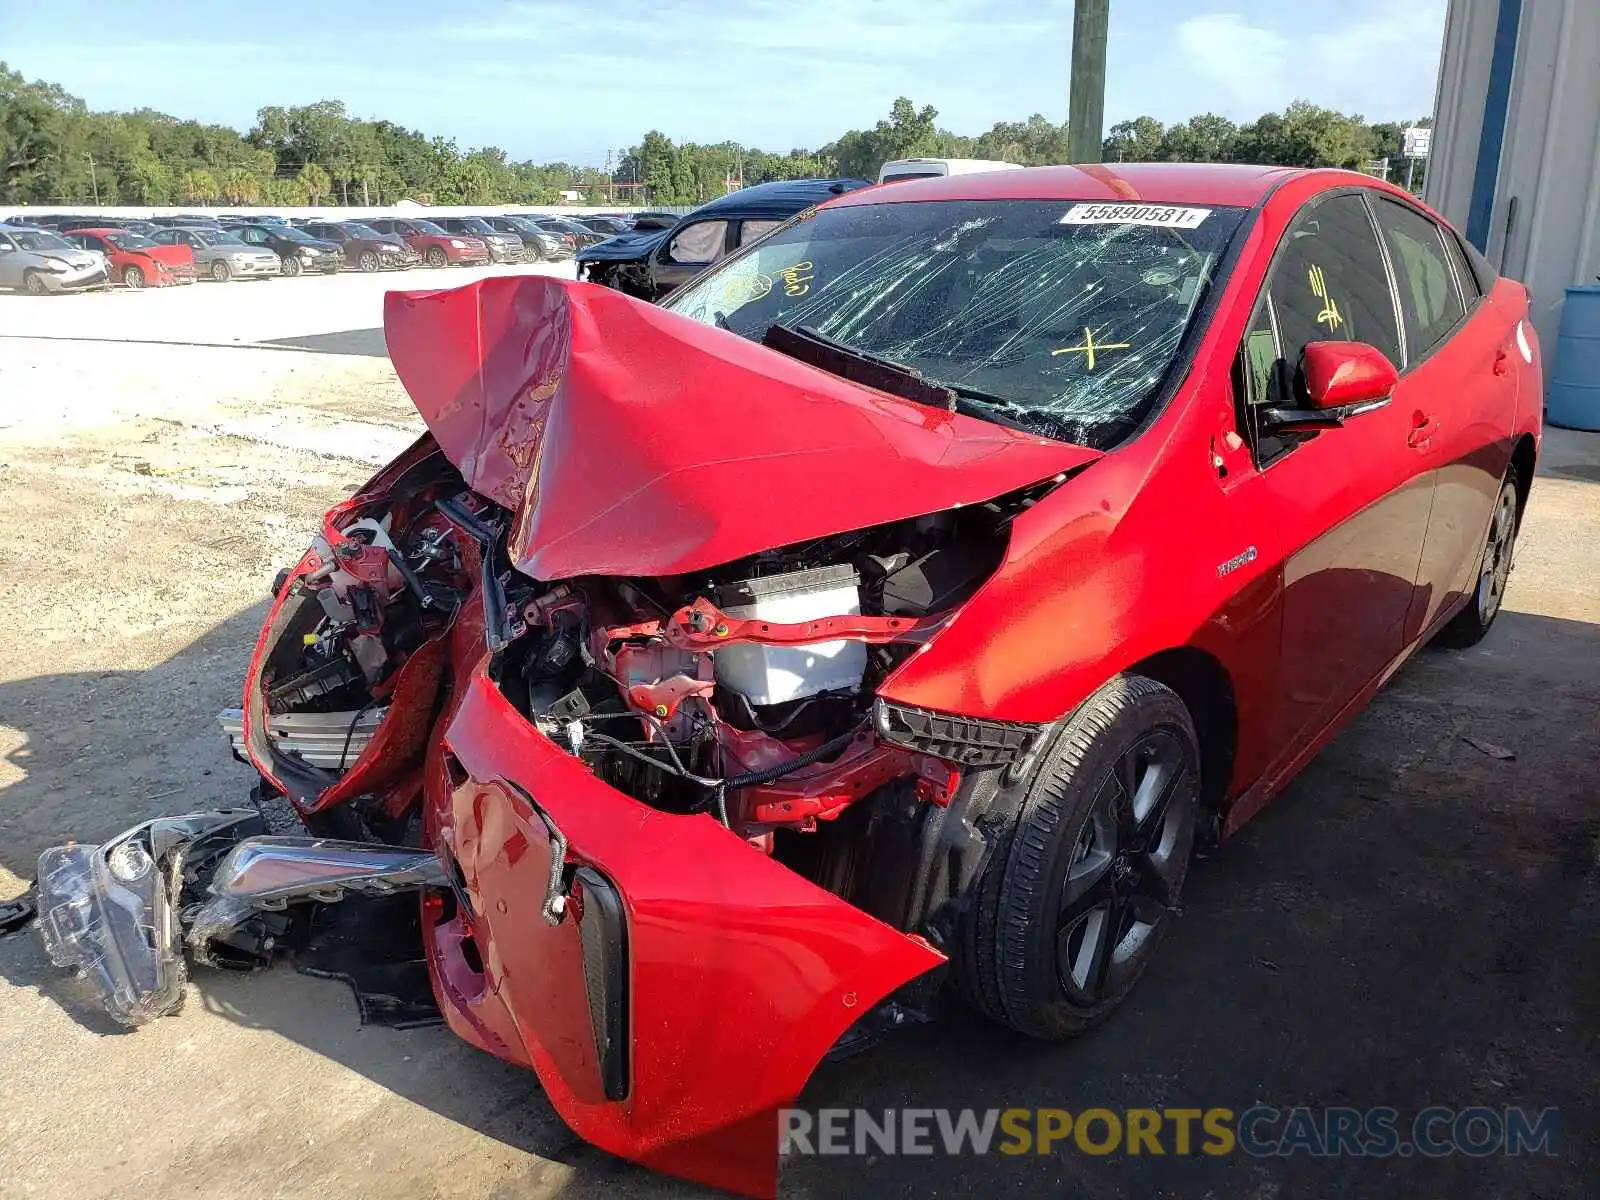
0, 273, 1594, 1200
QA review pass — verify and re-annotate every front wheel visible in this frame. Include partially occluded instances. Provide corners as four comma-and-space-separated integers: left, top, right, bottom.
955, 674, 1199, 1039
281, 256, 302, 277
122, 264, 145, 289
425, 246, 447, 268
358, 250, 379, 272
1435, 473, 1520, 648
22, 270, 48, 295
211, 259, 231, 283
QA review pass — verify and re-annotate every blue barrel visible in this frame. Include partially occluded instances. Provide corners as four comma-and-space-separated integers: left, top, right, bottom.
1547, 285, 1600, 431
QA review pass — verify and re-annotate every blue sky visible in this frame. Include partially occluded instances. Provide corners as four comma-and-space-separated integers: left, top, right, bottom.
2, 0, 1447, 165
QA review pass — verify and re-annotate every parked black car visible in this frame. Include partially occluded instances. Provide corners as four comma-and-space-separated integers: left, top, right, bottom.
430, 216, 525, 263
221, 222, 344, 275
576, 178, 869, 299
301, 221, 419, 271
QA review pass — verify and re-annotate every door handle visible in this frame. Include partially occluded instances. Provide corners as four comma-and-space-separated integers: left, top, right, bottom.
1407, 412, 1438, 448
1493, 348, 1511, 375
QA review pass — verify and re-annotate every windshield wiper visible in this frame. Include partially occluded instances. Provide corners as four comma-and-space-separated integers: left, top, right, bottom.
944, 391, 1041, 436
762, 323, 955, 411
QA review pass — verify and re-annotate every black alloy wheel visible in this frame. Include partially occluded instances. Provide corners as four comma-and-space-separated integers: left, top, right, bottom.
955, 674, 1200, 1039
1055, 727, 1192, 1008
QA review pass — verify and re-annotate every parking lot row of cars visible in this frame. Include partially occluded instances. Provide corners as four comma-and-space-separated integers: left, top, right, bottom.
0, 210, 638, 293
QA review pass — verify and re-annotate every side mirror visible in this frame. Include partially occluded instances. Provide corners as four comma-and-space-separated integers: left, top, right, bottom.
1261, 340, 1398, 433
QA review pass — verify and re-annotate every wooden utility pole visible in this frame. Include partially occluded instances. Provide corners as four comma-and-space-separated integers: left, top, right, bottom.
1068, 0, 1109, 163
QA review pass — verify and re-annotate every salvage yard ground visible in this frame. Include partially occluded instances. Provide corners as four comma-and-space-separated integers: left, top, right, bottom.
0, 267, 1595, 1199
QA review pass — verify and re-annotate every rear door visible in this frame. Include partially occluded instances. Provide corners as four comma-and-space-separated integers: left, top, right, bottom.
1231, 190, 1432, 772
1369, 196, 1518, 639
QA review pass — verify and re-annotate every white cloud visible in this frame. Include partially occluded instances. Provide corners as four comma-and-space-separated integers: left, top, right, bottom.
1176, 13, 1291, 113
1172, 4, 1446, 122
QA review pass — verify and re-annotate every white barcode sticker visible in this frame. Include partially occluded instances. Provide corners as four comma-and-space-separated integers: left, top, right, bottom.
1061, 203, 1212, 229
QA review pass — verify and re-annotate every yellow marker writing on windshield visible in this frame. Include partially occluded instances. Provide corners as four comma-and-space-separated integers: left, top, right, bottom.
1052, 326, 1131, 371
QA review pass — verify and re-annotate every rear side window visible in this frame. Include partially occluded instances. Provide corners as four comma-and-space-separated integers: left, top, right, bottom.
1372, 198, 1465, 360
737, 219, 784, 247
1270, 193, 1402, 370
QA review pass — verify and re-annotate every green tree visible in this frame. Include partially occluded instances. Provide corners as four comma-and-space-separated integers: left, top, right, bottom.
1160, 113, 1238, 163
825, 97, 940, 179
1103, 116, 1166, 162
1235, 101, 1378, 168
297, 162, 331, 205
261, 176, 308, 206
219, 166, 261, 204
179, 167, 219, 204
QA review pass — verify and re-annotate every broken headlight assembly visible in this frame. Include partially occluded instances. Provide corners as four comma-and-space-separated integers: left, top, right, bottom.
34, 810, 266, 1026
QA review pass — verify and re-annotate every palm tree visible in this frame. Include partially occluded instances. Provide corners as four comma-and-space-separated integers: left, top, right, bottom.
179, 168, 219, 205
219, 167, 261, 205
297, 162, 332, 206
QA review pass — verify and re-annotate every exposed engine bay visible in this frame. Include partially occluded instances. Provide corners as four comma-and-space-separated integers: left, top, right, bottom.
248, 444, 1045, 860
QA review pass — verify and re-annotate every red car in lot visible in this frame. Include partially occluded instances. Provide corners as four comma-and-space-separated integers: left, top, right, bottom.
62, 227, 195, 288
39, 165, 1540, 1197
363, 216, 491, 267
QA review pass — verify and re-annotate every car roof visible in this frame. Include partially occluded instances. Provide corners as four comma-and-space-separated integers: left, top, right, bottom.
688, 178, 873, 221
829, 162, 1303, 209
59, 227, 132, 236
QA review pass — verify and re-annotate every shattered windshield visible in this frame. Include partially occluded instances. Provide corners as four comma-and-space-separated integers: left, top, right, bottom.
663, 198, 1246, 448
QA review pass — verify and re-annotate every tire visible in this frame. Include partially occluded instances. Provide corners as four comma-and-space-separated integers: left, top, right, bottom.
211, 259, 231, 283
955, 674, 1200, 1040
358, 250, 379, 273
525, 242, 545, 262
22, 270, 48, 296
122, 264, 145, 289
425, 246, 448, 268
281, 256, 302, 277
1434, 472, 1520, 649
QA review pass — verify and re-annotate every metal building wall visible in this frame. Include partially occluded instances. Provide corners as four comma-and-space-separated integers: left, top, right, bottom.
1427, 0, 1600, 353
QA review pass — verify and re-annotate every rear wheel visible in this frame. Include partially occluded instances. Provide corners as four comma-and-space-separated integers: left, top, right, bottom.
425, 246, 447, 268
22, 270, 48, 295
358, 250, 379, 272
1435, 473, 1520, 648
122, 264, 145, 289
211, 259, 231, 283
281, 255, 302, 277
955, 674, 1199, 1039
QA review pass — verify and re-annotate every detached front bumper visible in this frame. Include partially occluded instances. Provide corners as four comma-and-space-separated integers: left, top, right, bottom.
428, 671, 945, 1198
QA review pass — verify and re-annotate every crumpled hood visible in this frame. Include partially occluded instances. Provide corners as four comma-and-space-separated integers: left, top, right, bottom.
574, 227, 670, 264
383, 275, 1100, 581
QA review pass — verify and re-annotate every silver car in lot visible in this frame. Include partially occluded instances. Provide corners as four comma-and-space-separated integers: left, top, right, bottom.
0, 224, 109, 294
149, 227, 281, 282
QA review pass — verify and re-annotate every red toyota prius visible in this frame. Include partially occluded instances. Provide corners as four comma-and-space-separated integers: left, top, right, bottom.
39, 164, 1541, 1198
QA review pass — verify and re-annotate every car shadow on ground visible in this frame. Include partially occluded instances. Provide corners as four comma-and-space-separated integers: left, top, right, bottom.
0, 605, 1595, 1199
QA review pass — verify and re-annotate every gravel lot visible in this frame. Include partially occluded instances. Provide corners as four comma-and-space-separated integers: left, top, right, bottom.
0, 267, 1594, 1200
